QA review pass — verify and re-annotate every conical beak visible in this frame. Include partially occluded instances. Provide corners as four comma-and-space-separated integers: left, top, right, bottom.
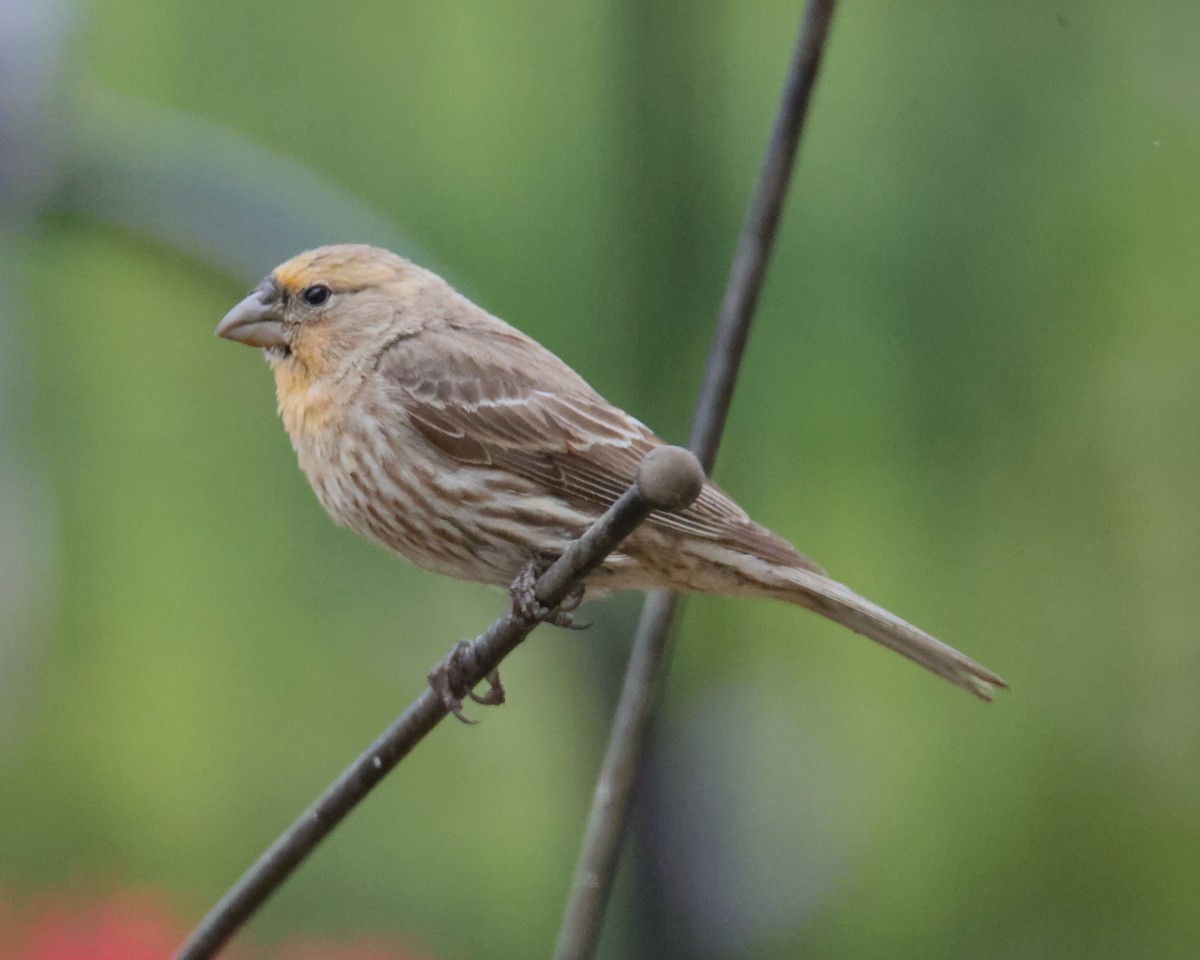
216, 290, 287, 349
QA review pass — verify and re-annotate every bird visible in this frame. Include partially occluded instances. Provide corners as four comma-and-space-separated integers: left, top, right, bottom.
217, 243, 1005, 706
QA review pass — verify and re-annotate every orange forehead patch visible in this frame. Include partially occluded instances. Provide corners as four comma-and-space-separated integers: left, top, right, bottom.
273, 244, 401, 295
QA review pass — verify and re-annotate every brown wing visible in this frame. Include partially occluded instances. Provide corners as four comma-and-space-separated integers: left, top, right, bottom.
380, 322, 821, 571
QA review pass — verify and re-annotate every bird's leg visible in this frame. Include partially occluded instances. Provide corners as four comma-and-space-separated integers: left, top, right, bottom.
509, 559, 590, 630
433, 561, 590, 722
428, 641, 505, 724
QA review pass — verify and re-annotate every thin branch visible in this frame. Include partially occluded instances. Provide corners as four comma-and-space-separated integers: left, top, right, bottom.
689, 0, 838, 470
174, 448, 705, 960
552, 4, 839, 958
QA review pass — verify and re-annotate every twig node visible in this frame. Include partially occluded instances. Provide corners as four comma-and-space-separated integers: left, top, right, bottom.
636, 446, 705, 511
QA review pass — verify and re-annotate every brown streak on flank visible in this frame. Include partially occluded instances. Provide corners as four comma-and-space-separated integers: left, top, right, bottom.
361, 503, 394, 546
379, 460, 474, 554
470, 517, 542, 553
366, 499, 405, 541
365, 500, 417, 554
475, 501, 591, 533
347, 447, 369, 475
381, 459, 438, 517
445, 482, 488, 504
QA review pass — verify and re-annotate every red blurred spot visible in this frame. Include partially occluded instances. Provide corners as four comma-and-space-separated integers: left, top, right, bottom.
0, 888, 425, 960
4, 890, 182, 960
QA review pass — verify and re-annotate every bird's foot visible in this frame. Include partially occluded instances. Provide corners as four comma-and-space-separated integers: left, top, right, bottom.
509, 560, 590, 630
428, 641, 506, 724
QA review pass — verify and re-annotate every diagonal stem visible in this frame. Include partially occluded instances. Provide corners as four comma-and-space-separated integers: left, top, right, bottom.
552, 4, 839, 958
689, 0, 839, 470
174, 449, 703, 960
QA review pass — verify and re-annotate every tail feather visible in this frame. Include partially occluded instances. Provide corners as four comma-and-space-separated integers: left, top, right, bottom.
767, 566, 1007, 701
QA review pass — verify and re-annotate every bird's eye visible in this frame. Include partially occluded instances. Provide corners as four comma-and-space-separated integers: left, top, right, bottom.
302, 284, 332, 306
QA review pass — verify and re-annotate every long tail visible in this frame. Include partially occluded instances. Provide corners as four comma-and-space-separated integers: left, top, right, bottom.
759, 565, 1006, 700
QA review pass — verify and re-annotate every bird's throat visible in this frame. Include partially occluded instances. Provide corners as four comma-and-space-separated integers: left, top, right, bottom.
273, 357, 338, 439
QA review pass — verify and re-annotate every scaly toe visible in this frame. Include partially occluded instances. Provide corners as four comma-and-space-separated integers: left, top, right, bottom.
428, 641, 481, 724
509, 559, 589, 628
509, 561, 546, 623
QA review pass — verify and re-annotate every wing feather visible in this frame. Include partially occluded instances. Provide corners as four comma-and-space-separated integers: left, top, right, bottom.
380, 323, 822, 572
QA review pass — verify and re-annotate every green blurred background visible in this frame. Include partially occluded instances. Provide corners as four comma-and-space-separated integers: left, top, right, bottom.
1, 0, 1198, 957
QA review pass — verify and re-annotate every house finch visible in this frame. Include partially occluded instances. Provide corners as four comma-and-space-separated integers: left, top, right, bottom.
217, 244, 1005, 701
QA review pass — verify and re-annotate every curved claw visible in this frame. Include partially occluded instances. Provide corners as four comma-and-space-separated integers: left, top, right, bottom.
559, 585, 585, 613
428, 641, 487, 724
546, 610, 592, 630
468, 669, 506, 706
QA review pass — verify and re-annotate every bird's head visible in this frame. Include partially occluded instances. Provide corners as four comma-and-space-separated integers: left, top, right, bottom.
216, 244, 429, 379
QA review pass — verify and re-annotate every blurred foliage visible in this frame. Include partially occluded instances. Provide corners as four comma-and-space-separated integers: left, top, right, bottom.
1, 0, 1198, 958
